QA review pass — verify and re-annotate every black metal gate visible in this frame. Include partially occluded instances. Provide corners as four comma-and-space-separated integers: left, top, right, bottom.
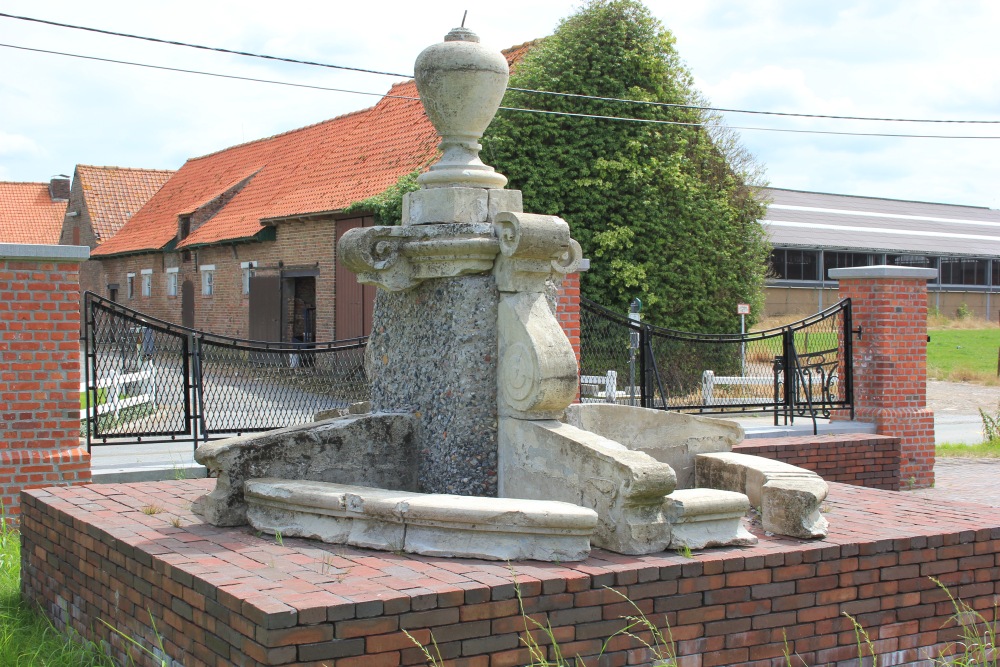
83, 292, 370, 450
580, 298, 855, 426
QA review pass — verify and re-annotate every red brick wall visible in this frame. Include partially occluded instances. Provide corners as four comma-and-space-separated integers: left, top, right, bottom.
836, 272, 935, 488
0, 252, 90, 515
735, 433, 901, 490
554, 272, 581, 362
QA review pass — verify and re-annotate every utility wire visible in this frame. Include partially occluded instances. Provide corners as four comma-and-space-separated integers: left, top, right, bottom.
3, 41, 1000, 140
0, 11, 409, 79
505, 87, 1000, 125
3, 10, 999, 126
0, 43, 411, 100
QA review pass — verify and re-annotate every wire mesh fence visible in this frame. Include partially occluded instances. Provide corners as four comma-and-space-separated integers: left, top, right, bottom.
83, 293, 370, 449
580, 298, 854, 423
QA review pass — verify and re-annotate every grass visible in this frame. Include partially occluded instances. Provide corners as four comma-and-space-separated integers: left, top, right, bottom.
0, 516, 115, 666
79, 388, 107, 411
928, 327, 1000, 385
937, 440, 1000, 458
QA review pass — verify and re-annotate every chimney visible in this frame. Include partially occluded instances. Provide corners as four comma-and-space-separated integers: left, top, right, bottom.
49, 175, 70, 201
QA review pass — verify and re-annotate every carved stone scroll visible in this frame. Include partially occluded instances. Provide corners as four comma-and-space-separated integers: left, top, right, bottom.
493, 212, 581, 293
338, 222, 499, 292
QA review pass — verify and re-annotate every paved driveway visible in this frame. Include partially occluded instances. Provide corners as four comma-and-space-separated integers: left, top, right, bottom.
906, 457, 1000, 507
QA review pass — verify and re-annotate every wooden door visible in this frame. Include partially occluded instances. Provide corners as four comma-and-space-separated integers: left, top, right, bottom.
248, 273, 282, 342
335, 217, 376, 339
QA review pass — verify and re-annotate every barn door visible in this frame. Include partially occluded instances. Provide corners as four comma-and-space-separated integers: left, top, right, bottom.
181, 279, 195, 329
248, 273, 282, 342
335, 216, 376, 339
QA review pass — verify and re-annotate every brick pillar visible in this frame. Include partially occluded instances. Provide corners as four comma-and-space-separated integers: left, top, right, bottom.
829, 266, 937, 489
0, 244, 91, 516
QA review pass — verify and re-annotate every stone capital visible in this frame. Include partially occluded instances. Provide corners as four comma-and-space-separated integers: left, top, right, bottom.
337, 222, 499, 291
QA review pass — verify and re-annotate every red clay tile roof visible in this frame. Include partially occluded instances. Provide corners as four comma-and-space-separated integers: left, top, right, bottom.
0, 181, 66, 245
76, 165, 175, 244
93, 44, 536, 257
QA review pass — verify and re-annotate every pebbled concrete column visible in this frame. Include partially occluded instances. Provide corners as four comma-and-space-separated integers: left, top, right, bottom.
830, 266, 937, 488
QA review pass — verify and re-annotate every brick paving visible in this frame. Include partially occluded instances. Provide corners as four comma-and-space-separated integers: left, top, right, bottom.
907, 457, 1000, 507
23, 478, 1000, 610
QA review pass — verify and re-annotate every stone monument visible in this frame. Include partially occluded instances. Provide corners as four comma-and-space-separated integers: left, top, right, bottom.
192, 25, 828, 561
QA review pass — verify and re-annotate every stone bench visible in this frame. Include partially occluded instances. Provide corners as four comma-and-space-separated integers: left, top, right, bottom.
243, 478, 599, 562
695, 451, 829, 539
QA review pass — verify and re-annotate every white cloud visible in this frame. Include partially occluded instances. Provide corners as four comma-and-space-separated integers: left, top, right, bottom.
0, 0, 995, 207
0, 132, 43, 157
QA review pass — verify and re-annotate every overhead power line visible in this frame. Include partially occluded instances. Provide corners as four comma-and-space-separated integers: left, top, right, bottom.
3, 41, 1000, 140
0, 11, 409, 79
3, 10, 999, 127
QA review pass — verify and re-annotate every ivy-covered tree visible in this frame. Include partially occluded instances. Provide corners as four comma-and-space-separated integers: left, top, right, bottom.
483, 0, 769, 332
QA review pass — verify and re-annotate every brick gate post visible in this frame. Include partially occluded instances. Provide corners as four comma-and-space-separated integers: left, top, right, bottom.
829, 266, 937, 489
0, 244, 91, 516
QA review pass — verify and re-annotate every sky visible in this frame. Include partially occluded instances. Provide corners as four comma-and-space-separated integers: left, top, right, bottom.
1, 1, 998, 208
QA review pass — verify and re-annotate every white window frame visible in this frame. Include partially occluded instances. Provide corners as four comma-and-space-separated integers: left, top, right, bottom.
126, 273, 135, 300
166, 267, 179, 297
241, 261, 256, 296
200, 264, 215, 296
140, 269, 152, 298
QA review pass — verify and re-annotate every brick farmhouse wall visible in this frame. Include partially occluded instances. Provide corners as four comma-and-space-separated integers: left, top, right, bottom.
0, 244, 90, 515
91, 218, 371, 341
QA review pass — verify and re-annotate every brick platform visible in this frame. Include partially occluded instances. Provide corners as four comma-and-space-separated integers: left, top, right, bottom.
21, 479, 1000, 667
735, 433, 901, 490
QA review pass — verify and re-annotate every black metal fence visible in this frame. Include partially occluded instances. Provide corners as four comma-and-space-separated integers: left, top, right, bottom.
83, 292, 369, 450
580, 298, 855, 426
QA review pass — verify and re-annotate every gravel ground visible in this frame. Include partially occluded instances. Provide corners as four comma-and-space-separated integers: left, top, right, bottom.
927, 379, 1000, 415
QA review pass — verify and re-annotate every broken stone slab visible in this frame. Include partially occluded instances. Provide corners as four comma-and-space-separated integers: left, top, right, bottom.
695, 452, 829, 539
192, 413, 418, 527
499, 417, 676, 555
244, 478, 598, 562
563, 404, 743, 489
663, 488, 758, 550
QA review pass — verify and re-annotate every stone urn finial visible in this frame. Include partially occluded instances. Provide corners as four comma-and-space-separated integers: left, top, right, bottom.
414, 26, 509, 189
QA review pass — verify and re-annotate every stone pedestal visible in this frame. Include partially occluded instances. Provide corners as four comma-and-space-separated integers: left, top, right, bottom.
830, 266, 937, 488
367, 274, 500, 495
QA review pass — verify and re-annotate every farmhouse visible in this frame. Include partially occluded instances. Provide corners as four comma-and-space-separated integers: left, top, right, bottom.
58, 164, 175, 303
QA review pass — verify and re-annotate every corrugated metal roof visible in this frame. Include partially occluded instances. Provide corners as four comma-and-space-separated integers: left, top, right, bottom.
763, 188, 1000, 257
0, 182, 66, 245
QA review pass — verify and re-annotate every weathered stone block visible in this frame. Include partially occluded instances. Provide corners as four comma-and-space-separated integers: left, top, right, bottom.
664, 488, 757, 549
695, 451, 829, 539
403, 188, 489, 225
563, 404, 743, 489
498, 417, 675, 555
192, 413, 418, 526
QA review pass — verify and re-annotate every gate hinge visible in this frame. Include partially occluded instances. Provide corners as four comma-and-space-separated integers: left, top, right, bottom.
853, 326, 863, 340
